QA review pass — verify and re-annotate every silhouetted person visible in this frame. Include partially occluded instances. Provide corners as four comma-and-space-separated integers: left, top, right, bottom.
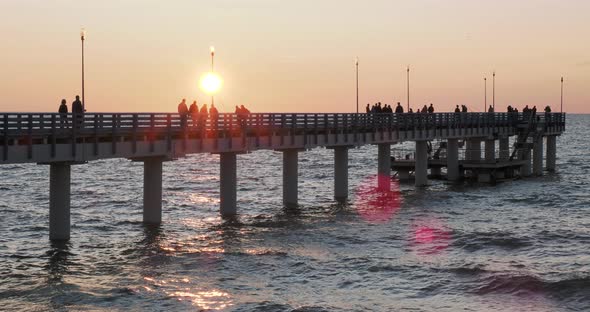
58, 99, 68, 128
395, 102, 403, 113
209, 104, 219, 130
454, 105, 460, 113
199, 104, 208, 128
488, 105, 494, 113
461, 105, 468, 113
409, 108, 414, 113
421, 105, 428, 113
189, 101, 199, 127
427, 103, 434, 113
544, 105, 551, 113
239, 105, 250, 126
72, 95, 84, 129
366, 104, 370, 113
178, 98, 189, 128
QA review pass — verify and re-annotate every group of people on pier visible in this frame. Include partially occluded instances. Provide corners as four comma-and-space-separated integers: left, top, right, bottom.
177, 99, 252, 128
366, 102, 437, 114
57, 95, 85, 127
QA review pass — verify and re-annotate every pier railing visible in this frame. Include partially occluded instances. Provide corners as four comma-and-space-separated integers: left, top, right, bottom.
0, 112, 566, 141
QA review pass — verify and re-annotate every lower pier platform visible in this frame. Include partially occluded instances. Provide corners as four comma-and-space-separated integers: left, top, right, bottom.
392, 158, 528, 183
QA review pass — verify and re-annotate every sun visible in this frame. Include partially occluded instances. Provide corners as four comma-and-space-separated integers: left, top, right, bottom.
200, 72, 222, 94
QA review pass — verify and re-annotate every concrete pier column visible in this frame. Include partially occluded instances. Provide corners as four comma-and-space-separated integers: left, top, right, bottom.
283, 149, 299, 208
220, 152, 237, 216
485, 139, 495, 162
499, 136, 510, 161
546, 136, 557, 172
334, 146, 349, 203
377, 143, 391, 190
143, 157, 163, 223
415, 141, 428, 187
533, 136, 544, 176
447, 139, 460, 181
49, 163, 71, 240
520, 148, 532, 177
466, 139, 481, 161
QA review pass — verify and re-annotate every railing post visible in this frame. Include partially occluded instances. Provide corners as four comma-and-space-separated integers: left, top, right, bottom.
93, 114, 99, 156
27, 114, 33, 159
2, 114, 7, 161
166, 114, 172, 152
50, 114, 56, 158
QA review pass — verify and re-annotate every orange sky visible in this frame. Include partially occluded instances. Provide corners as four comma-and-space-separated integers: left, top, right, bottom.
0, 0, 588, 113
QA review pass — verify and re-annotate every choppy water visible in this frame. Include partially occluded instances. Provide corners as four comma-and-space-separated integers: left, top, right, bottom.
0, 115, 589, 312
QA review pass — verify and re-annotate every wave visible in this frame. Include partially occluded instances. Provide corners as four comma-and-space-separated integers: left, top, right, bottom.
452, 230, 533, 251
474, 273, 590, 300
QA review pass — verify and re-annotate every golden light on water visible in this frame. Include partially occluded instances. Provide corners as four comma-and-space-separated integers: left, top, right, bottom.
200, 72, 222, 94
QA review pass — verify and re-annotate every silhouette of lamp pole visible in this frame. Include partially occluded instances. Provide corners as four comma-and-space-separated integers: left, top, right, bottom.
407, 66, 410, 112
484, 77, 487, 112
560, 76, 564, 113
81, 28, 86, 112
355, 57, 359, 113
210, 46, 215, 106
492, 71, 496, 112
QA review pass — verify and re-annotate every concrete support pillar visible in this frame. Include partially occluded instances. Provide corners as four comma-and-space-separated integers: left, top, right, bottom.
377, 143, 391, 190
283, 149, 298, 208
415, 141, 428, 187
49, 163, 71, 240
143, 158, 163, 223
520, 149, 532, 177
220, 152, 237, 216
499, 137, 510, 161
485, 139, 495, 162
447, 139, 460, 181
334, 147, 348, 203
546, 136, 557, 172
466, 139, 481, 161
533, 136, 544, 176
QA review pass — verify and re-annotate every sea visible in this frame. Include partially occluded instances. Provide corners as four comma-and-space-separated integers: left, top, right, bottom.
0, 114, 588, 312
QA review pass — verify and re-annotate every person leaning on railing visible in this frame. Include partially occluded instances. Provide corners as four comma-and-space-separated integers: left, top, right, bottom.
58, 99, 68, 128
177, 98, 189, 128
72, 95, 84, 129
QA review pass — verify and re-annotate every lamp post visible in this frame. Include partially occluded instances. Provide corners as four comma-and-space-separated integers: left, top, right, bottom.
560, 76, 564, 113
484, 77, 487, 112
492, 71, 496, 112
81, 28, 86, 112
407, 66, 410, 112
355, 57, 359, 113
210, 46, 215, 106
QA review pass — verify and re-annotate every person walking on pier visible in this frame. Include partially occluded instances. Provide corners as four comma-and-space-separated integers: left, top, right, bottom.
72, 95, 84, 129
488, 105, 494, 113
178, 99, 189, 128
58, 99, 68, 128
454, 105, 460, 113
427, 103, 434, 113
189, 100, 199, 128
395, 102, 404, 113
421, 105, 428, 113
365, 103, 370, 114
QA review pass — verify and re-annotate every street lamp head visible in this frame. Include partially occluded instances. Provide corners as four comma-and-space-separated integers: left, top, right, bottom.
210, 46, 215, 55
80, 28, 86, 40
355, 57, 358, 66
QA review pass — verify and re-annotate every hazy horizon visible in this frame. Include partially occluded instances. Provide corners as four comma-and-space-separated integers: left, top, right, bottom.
1, 0, 588, 113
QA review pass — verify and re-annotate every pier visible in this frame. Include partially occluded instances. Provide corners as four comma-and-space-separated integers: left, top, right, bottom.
0, 112, 565, 240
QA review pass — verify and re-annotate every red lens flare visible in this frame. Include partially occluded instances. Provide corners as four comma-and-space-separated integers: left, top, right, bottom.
354, 174, 402, 224
409, 216, 452, 256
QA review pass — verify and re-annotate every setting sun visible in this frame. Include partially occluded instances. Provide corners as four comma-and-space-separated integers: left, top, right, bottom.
200, 72, 222, 94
